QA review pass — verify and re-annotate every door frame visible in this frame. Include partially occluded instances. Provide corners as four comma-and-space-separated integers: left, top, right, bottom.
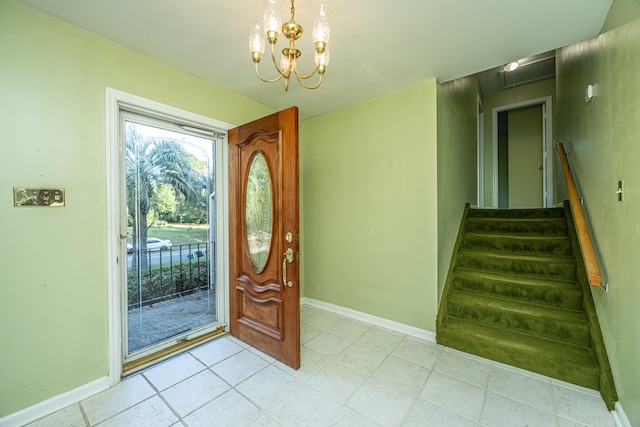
491, 96, 553, 208
105, 88, 232, 385
477, 95, 485, 208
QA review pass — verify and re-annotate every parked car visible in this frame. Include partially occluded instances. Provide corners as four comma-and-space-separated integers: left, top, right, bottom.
127, 238, 172, 253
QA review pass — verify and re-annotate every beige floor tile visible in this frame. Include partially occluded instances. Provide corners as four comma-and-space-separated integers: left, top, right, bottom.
236, 365, 302, 410
391, 336, 443, 369
301, 360, 368, 403
81, 375, 155, 425
348, 378, 416, 427
373, 355, 431, 396
482, 392, 555, 427
419, 371, 485, 423
552, 384, 615, 427
300, 322, 322, 345
326, 406, 381, 427
487, 366, 553, 412
304, 331, 352, 356
328, 318, 371, 341
356, 327, 404, 354
211, 350, 270, 386
183, 389, 263, 427
335, 342, 387, 374
97, 395, 177, 427
189, 336, 243, 366
161, 369, 229, 417
142, 353, 205, 391
24, 404, 86, 427
403, 399, 478, 427
304, 311, 344, 331
433, 350, 491, 388
266, 381, 342, 427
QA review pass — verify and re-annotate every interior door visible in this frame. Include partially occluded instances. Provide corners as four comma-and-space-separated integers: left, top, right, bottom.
507, 104, 544, 208
228, 107, 300, 369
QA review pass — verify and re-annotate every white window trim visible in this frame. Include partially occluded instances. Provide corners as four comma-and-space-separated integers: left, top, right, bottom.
105, 88, 231, 385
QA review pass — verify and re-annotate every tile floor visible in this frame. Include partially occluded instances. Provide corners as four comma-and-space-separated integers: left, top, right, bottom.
26, 305, 615, 427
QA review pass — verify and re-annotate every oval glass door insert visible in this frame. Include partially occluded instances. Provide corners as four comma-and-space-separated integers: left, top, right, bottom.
245, 152, 273, 271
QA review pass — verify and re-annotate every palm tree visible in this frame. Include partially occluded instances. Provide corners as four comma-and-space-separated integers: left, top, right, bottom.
126, 125, 204, 269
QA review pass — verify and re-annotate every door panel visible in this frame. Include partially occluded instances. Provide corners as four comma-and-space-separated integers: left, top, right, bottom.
508, 105, 544, 208
228, 107, 300, 369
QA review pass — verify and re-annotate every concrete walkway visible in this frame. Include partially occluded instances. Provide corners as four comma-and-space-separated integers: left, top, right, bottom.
127, 290, 217, 353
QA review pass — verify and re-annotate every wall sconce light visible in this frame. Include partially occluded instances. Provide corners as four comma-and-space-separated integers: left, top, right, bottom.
585, 84, 594, 102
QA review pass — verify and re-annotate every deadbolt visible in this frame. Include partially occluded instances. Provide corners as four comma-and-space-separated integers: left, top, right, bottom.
285, 232, 293, 243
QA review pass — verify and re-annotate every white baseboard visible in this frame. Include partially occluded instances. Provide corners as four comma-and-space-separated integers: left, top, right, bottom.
0, 377, 109, 427
301, 297, 436, 343
611, 402, 632, 427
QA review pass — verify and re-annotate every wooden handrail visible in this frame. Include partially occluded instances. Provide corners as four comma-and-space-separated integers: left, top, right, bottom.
556, 142, 602, 287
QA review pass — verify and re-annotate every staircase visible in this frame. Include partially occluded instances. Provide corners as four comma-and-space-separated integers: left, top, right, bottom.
436, 203, 617, 409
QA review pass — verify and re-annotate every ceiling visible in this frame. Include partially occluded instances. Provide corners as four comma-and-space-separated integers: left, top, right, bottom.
17, 0, 612, 119
477, 51, 557, 94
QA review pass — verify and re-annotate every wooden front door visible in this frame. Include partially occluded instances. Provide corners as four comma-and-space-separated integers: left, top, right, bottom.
228, 107, 300, 369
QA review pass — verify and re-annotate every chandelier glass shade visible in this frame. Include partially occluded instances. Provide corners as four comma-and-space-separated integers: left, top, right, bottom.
249, 0, 332, 91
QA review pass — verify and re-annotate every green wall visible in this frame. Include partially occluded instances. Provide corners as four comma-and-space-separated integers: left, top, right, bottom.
602, 0, 640, 32
556, 17, 640, 426
436, 76, 482, 300
301, 81, 439, 331
482, 79, 557, 207
0, 0, 273, 417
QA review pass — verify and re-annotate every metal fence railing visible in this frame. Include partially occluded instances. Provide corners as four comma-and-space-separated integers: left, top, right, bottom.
127, 241, 215, 310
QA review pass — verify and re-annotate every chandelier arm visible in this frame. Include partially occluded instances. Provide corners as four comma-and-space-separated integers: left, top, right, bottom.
292, 60, 321, 80
254, 62, 284, 83
269, 42, 290, 78
294, 68, 323, 90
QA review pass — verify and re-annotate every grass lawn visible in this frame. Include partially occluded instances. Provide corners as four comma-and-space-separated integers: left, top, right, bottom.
132, 224, 210, 246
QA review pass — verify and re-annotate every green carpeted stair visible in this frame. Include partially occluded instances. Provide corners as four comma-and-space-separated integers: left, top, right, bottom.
436, 203, 618, 409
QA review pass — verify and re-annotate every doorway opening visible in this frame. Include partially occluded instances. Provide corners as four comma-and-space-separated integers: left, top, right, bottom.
121, 113, 222, 370
106, 89, 232, 383
491, 96, 553, 208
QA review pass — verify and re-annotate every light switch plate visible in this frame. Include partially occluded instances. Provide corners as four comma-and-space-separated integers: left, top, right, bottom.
14, 187, 65, 207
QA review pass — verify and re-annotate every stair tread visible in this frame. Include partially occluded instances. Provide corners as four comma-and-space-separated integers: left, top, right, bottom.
448, 291, 587, 324
439, 317, 596, 362
452, 268, 583, 310
465, 217, 568, 235
465, 232, 570, 241
454, 268, 579, 288
467, 217, 565, 222
437, 318, 599, 389
459, 249, 574, 263
469, 208, 565, 218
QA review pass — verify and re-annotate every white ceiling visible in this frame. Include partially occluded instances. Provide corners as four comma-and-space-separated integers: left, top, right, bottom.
17, 0, 612, 119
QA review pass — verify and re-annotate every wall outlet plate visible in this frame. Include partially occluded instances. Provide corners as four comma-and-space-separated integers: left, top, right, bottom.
14, 187, 65, 207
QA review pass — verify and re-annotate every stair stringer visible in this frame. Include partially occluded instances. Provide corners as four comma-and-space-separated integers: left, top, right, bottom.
563, 200, 618, 410
436, 203, 470, 331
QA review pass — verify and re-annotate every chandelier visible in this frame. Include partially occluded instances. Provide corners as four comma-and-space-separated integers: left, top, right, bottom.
249, 0, 332, 91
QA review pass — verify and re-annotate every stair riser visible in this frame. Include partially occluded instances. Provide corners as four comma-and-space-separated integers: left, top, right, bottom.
461, 235, 572, 256
452, 275, 583, 310
468, 208, 565, 219
447, 299, 591, 347
458, 253, 576, 281
437, 332, 599, 390
466, 219, 567, 235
